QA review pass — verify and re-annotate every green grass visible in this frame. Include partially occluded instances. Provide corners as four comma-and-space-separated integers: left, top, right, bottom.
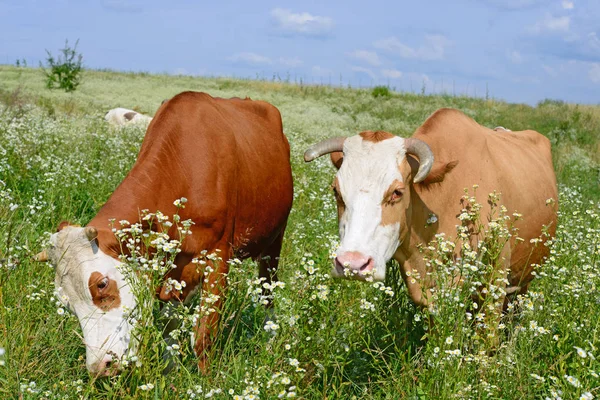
0, 65, 599, 399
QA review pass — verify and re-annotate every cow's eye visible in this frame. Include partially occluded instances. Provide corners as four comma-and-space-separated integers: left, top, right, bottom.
97, 278, 109, 290
391, 189, 403, 201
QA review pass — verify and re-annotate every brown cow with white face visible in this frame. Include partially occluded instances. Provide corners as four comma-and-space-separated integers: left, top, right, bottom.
305, 108, 557, 307
37, 92, 293, 375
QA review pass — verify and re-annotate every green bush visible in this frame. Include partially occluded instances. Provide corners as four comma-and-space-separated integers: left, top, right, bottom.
371, 85, 391, 98
41, 39, 83, 92
537, 98, 566, 107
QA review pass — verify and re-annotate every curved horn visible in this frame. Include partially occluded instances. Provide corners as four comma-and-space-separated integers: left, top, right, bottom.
404, 138, 434, 183
34, 250, 48, 262
304, 137, 347, 162
84, 226, 98, 241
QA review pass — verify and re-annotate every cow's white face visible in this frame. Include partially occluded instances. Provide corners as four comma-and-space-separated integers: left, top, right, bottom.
332, 134, 411, 281
47, 226, 136, 376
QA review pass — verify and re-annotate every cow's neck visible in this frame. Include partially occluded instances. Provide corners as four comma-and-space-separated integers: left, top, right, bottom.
87, 150, 182, 257
394, 185, 438, 307
89, 181, 154, 259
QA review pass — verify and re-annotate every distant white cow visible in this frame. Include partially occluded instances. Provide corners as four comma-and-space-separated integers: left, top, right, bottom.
104, 108, 153, 127
493, 126, 512, 132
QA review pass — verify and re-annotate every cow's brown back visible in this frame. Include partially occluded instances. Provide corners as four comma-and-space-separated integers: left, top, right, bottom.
92, 90, 293, 272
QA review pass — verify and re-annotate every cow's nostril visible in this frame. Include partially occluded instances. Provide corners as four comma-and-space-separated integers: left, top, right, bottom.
335, 257, 344, 270
334, 258, 345, 275
100, 359, 119, 377
95, 356, 119, 377
360, 258, 374, 272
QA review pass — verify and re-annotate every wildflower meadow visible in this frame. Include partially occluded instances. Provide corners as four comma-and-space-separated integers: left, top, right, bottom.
0, 66, 599, 399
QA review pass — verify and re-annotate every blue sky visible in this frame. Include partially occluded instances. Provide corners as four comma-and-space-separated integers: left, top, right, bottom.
1, 0, 599, 105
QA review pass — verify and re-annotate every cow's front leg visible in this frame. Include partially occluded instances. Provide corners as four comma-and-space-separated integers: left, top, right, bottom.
193, 246, 230, 373
256, 230, 285, 307
160, 300, 181, 373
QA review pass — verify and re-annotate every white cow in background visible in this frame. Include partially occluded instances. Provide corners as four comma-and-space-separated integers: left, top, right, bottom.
104, 108, 153, 127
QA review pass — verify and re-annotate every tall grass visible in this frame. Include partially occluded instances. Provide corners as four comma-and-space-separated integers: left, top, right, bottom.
0, 66, 598, 399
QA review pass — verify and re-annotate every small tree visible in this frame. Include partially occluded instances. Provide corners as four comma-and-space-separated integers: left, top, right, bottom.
372, 85, 391, 98
41, 39, 83, 92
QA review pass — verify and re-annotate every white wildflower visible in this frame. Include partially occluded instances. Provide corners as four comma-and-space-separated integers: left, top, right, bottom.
574, 346, 587, 358
288, 358, 299, 367
564, 375, 581, 388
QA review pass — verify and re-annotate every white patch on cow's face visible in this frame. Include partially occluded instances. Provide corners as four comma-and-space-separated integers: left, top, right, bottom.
48, 226, 136, 375
332, 136, 408, 281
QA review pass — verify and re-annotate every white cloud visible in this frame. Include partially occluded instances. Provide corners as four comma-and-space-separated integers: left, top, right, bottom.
271, 8, 334, 37
351, 66, 376, 79
529, 14, 570, 34
374, 34, 452, 61
347, 50, 381, 66
589, 63, 600, 83
544, 16, 570, 31
229, 52, 272, 65
507, 50, 523, 64
381, 69, 403, 79
279, 57, 303, 67
562, 0, 574, 9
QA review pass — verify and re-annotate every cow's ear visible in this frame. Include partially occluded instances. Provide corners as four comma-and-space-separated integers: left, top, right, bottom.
57, 221, 80, 232
123, 112, 137, 121
420, 160, 459, 185
330, 152, 344, 170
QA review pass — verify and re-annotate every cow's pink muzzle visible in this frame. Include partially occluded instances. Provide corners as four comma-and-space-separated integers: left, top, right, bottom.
334, 251, 375, 277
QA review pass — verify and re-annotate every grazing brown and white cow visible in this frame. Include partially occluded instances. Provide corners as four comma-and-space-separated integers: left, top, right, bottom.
37, 92, 293, 375
304, 108, 557, 306
104, 107, 153, 127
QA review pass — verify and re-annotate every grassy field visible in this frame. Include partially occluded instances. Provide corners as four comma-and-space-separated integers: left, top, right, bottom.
0, 65, 599, 399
